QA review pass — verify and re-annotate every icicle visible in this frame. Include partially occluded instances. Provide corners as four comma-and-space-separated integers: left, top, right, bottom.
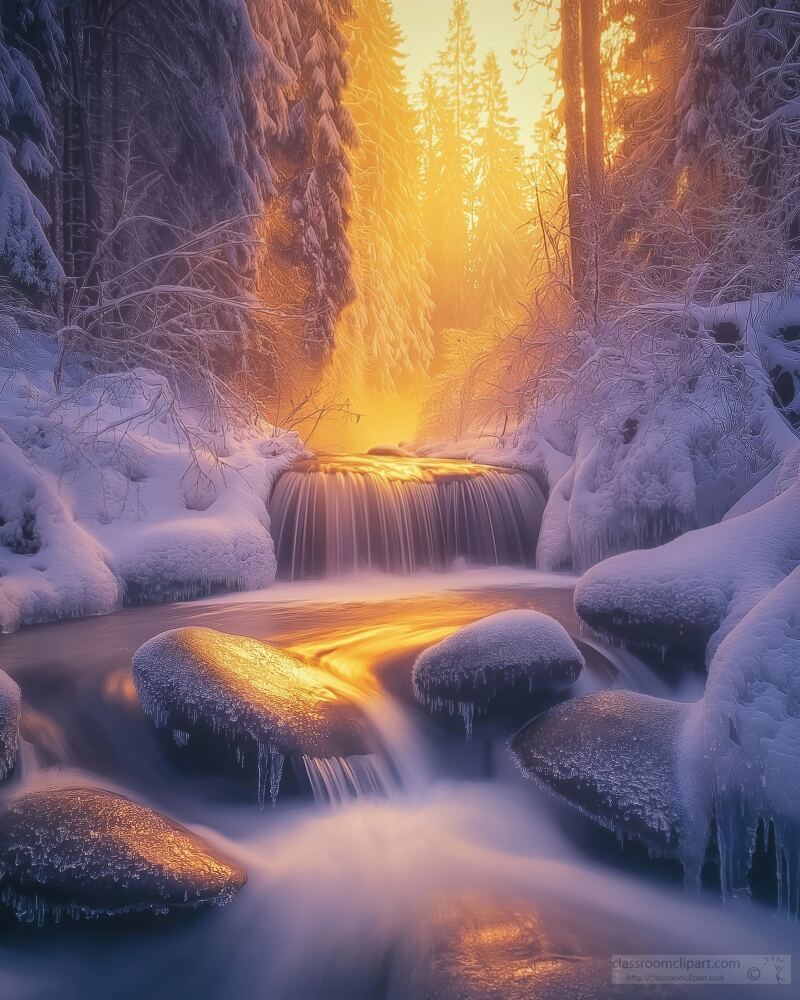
256, 742, 270, 808
269, 747, 285, 805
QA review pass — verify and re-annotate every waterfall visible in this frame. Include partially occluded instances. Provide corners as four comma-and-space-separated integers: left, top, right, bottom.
269, 455, 545, 580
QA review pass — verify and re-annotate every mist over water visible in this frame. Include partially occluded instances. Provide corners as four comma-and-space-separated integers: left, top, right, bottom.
1, 566, 795, 999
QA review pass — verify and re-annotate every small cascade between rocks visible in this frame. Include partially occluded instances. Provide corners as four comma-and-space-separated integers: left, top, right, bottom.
269, 454, 545, 580
302, 754, 395, 804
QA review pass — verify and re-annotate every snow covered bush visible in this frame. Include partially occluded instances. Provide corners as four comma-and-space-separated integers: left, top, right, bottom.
491, 298, 799, 574
0, 331, 302, 632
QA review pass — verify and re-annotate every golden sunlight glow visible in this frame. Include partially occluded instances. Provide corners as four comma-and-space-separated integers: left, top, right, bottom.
394, 0, 554, 151
287, 597, 498, 687
297, 453, 511, 482
431, 896, 574, 996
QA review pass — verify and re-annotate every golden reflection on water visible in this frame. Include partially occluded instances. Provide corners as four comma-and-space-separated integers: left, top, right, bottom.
285, 598, 500, 691
430, 897, 587, 1000
297, 454, 510, 484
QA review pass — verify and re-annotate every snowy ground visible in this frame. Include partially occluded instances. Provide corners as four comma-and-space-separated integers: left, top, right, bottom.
0, 330, 302, 632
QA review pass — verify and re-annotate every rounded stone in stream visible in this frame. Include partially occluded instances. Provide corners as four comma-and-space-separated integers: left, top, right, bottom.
0, 670, 20, 782
0, 787, 245, 924
510, 691, 688, 853
132, 627, 368, 802
413, 610, 584, 736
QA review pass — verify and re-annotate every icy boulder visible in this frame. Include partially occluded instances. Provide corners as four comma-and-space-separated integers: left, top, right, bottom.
413, 610, 584, 737
0, 786, 245, 924
133, 627, 369, 803
697, 566, 800, 909
0, 670, 20, 782
511, 691, 691, 853
575, 480, 800, 658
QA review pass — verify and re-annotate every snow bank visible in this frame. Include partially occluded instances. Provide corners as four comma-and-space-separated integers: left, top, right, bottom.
695, 567, 800, 908
540, 521, 800, 910
477, 300, 799, 574
0, 331, 302, 632
575, 475, 800, 658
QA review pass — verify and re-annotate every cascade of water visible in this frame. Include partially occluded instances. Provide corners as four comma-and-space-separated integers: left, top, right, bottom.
301, 754, 396, 804
269, 455, 545, 580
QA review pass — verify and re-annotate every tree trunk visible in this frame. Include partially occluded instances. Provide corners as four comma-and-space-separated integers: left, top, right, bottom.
580, 0, 603, 316
561, 0, 587, 295
580, 0, 604, 203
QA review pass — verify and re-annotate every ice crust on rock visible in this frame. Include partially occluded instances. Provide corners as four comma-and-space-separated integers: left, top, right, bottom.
0, 669, 21, 781
413, 610, 584, 736
132, 627, 369, 803
511, 691, 690, 853
0, 786, 246, 925
514, 565, 800, 914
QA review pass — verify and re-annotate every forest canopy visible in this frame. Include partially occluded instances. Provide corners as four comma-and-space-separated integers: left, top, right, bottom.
0, 0, 797, 446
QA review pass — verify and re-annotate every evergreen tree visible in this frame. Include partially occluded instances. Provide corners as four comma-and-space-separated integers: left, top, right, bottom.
473, 50, 530, 325
0, 12, 62, 297
435, 0, 479, 233
342, 0, 434, 394
285, 0, 358, 360
419, 0, 479, 334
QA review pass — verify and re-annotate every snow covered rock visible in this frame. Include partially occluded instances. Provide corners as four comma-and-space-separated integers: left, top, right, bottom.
0, 786, 245, 924
133, 627, 369, 803
0, 431, 121, 632
413, 610, 584, 736
511, 691, 690, 853
575, 478, 800, 658
0, 670, 20, 782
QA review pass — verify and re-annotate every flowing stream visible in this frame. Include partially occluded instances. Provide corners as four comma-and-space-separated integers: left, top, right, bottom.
0, 458, 796, 999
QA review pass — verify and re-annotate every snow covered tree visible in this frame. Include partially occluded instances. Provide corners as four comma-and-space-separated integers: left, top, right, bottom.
472, 50, 530, 326
435, 0, 479, 230
340, 0, 434, 395
419, 0, 479, 334
672, 0, 800, 293
0, 9, 62, 298
282, 0, 358, 360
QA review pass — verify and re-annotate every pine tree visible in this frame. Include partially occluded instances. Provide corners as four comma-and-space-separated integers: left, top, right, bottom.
473, 50, 530, 325
341, 0, 434, 395
0, 12, 62, 297
435, 0, 479, 234
419, 0, 479, 334
285, 0, 358, 360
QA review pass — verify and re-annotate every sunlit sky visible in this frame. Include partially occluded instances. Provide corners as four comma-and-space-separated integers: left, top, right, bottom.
392, 0, 552, 150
